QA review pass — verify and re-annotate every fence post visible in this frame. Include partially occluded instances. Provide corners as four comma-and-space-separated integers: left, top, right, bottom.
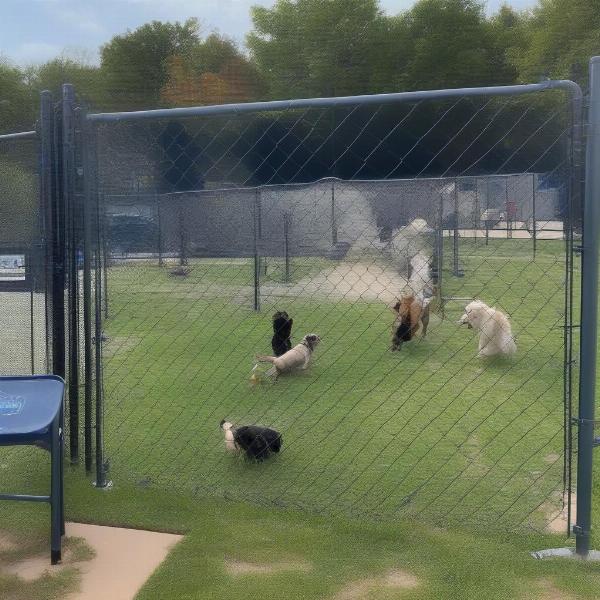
283, 211, 291, 283
566, 73, 586, 534
156, 194, 163, 267
331, 181, 337, 246
474, 178, 479, 247
253, 190, 261, 311
94, 174, 108, 488
41, 91, 66, 381
453, 178, 462, 277
62, 83, 79, 465
437, 190, 444, 312
81, 107, 96, 474
178, 197, 188, 266
532, 174, 537, 257
575, 56, 600, 557
102, 212, 109, 319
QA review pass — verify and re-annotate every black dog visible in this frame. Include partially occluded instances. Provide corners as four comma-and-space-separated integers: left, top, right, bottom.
272, 311, 293, 357
220, 420, 282, 461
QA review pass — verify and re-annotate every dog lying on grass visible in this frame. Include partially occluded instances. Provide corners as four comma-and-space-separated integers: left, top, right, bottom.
458, 300, 516, 358
220, 420, 282, 461
272, 311, 293, 357
391, 293, 432, 351
257, 334, 321, 379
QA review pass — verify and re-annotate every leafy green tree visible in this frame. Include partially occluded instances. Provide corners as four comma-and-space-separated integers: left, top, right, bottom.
247, 0, 397, 98
486, 4, 532, 86
402, 0, 499, 90
100, 18, 203, 110
0, 60, 34, 133
25, 57, 107, 110
511, 0, 600, 86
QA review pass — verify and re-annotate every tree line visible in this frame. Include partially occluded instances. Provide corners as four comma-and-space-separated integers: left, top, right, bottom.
1, 0, 598, 134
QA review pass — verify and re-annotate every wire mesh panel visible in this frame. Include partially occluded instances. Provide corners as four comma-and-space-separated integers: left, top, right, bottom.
0, 133, 48, 375
87, 86, 580, 532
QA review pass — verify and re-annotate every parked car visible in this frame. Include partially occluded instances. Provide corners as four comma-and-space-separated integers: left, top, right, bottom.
107, 215, 159, 255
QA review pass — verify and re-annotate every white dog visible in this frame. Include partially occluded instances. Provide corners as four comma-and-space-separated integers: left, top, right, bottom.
256, 334, 321, 379
458, 300, 516, 358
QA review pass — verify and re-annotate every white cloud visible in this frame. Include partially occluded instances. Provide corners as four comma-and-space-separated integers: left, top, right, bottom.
55, 7, 106, 35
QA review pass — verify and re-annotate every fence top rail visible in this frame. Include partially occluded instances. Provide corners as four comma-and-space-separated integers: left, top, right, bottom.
87, 79, 582, 124
0, 130, 37, 142
100, 172, 550, 200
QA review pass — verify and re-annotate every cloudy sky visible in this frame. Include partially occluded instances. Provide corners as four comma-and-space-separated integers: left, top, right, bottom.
2, 0, 537, 67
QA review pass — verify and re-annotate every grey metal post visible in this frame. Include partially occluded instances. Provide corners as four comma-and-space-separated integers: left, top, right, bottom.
331, 181, 337, 246
253, 190, 261, 311
437, 190, 444, 313
532, 173, 537, 257
474, 178, 479, 247
453, 178, 461, 277
156, 194, 163, 267
575, 56, 600, 557
102, 214, 109, 319
94, 175, 108, 488
41, 91, 66, 382
283, 211, 291, 283
81, 108, 95, 473
485, 179, 490, 246
566, 79, 585, 534
178, 197, 188, 266
62, 83, 79, 464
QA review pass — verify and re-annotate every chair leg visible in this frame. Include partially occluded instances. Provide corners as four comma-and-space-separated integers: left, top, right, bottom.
50, 416, 61, 564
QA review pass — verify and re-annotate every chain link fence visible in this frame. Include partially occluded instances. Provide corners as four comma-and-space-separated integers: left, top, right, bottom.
81, 85, 581, 532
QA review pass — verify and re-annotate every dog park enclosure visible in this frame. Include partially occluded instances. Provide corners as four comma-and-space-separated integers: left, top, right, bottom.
2, 57, 600, 555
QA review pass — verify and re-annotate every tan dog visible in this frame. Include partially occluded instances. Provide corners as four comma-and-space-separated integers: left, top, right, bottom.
458, 300, 516, 357
257, 334, 321, 379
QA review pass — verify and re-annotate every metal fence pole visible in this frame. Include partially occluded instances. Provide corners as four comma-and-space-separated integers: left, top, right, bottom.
178, 197, 188, 266
62, 83, 79, 465
41, 91, 66, 381
575, 56, 600, 557
453, 178, 461, 277
485, 179, 490, 246
474, 178, 479, 247
156, 194, 163, 267
566, 77, 585, 534
532, 174, 537, 258
437, 190, 444, 313
81, 108, 96, 474
253, 190, 261, 311
94, 169, 108, 488
283, 211, 291, 283
102, 213, 109, 320
331, 181, 337, 246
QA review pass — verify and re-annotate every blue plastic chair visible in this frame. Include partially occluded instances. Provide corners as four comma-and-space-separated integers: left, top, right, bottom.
0, 375, 65, 564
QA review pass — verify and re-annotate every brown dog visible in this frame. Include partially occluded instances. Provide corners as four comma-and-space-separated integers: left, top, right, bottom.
391, 294, 431, 351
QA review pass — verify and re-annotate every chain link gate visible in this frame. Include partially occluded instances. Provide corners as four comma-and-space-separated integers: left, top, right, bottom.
74, 79, 584, 534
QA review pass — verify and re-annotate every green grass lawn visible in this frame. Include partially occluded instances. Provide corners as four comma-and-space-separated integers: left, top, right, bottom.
100, 238, 575, 531
2, 235, 596, 600
1, 463, 600, 600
